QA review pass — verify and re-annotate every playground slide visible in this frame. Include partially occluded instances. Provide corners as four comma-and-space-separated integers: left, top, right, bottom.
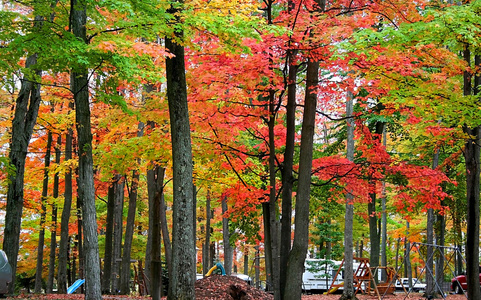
67, 279, 85, 294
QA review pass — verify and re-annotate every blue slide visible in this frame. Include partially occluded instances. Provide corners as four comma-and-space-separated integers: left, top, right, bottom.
67, 279, 85, 294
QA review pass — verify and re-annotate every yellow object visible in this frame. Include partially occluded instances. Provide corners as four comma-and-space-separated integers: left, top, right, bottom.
324, 281, 343, 294
205, 265, 217, 276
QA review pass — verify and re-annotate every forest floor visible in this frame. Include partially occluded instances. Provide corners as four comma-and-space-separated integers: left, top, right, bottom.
5, 292, 468, 300
5, 275, 468, 300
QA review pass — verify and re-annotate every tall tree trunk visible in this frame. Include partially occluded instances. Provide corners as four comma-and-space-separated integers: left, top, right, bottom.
102, 178, 116, 294
71, 0, 102, 297
368, 121, 384, 281
58, 125, 74, 294
268, 88, 280, 300
280, 32, 298, 299
119, 171, 139, 295
435, 211, 445, 295
47, 135, 61, 293
203, 191, 212, 275
222, 195, 233, 275
341, 91, 357, 300
111, 175, 124, 294
380, 130, 387, 282
261, 202, 273, 291
148, 165, 165, 300
404, 222, 413, 290
426, 149, 440, 297
161, 192, 172, 279
120, 122, 143, 295
4, 36, 43, 294
165, 4, 196, 298
463, 49, 481, 300
71, 0, 102, 295
35, 131, 52, 293
76, 193, 83, 283
283, 54, 319, 300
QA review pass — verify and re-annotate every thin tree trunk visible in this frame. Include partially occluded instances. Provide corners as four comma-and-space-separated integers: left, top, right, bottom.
435, 212, 445, 296
463, 49, 481, 300
262, 203, 273, 291
340, 91, 357, 300
120, 122, 143, 295
405, 222, 412, 290
165, 5, 196, 297
47, 134, 61, 293
283, 53, 319, 300
35, 132, 52, 293
222, 195, 233, 275
58, 125, 74, 294
280, 34, 297, 299
102, 178, 116, 294
111, 175, 124, 294
161, 192, 172, 279
149, 166, 165, 300
203, 191, 211, 275
426, 149, 439, 297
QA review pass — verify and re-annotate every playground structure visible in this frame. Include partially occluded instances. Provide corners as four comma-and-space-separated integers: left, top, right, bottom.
325, 242, 465, 300
327, 257, 397, 300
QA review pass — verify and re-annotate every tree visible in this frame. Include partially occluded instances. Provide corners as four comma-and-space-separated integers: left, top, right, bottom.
4, 15, 44, 294
283, 22, 321, 299
34, 131, 52, 293
166, 2, 196, 299
340, 91, 357, 300
70, 0, 102, 298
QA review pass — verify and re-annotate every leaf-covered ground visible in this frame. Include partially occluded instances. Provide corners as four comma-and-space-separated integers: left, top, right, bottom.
5, 276, 468, 300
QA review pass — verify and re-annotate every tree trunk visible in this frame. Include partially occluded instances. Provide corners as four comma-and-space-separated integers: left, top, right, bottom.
119, 170, 139, 295
47, 134, 61, 293
280, 35, 297, 299
268, 87, 280, 300
426, 149, 439, 297
4, 45, 43, 295
148, 165, 165, 300
161, 191, 172, 279
341, 91, 357, 300
120, 122, 143, 295
111, 175, 125, 294
222, 195, 233, 275
203, 191, 211, 275
102, 178, 116, 294
435, 212, 445, 296
58, 125, 74, 294
368, 122, 384, 282
404, 222, 412, 290
262, 202, 273, 291
71, 0, 102, 296
283, 54, 318, 300
165, 5, 196, 297
463, 49, 481, 300
35, 132, 52, 293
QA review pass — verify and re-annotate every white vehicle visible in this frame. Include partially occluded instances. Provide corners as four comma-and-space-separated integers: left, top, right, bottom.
302, 259, 344, 292
395, 277, 426, 292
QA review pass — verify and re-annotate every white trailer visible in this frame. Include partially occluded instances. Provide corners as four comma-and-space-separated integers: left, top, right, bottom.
302, 259, 344, 292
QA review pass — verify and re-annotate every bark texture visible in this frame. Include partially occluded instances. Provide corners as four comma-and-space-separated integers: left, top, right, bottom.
4, 50, 43, 294
341, 91, 357, 300
57, 126, 73, 294
71, 1, 102, 297
283, 55, 318, 300
165, 6, 196, 298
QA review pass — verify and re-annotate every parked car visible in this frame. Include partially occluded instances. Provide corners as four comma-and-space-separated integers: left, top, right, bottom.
451, 271, 481, 294
395, 278, 426, 292
0, 250, 12, 296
